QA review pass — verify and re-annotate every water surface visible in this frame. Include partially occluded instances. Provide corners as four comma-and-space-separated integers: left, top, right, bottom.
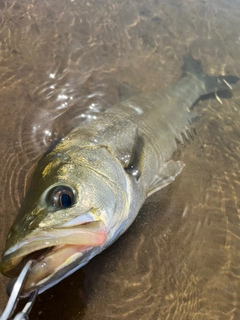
1, 0, 240, 319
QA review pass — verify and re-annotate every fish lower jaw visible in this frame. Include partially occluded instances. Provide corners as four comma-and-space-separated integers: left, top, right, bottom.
23, 244, 91, 294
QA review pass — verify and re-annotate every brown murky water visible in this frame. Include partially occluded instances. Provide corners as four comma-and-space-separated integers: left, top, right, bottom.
1, 0, 240, 319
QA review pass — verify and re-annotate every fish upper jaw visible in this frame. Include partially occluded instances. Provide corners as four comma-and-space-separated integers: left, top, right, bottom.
0, 220, 107, 294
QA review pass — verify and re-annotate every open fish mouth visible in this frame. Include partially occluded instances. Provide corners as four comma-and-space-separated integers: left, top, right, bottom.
0, 220, 106, 293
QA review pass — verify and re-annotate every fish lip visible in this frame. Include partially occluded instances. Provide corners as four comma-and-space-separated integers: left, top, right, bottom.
0, 220, 107, 290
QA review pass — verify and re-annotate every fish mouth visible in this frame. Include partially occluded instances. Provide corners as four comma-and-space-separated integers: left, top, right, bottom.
0, 220, 106, 294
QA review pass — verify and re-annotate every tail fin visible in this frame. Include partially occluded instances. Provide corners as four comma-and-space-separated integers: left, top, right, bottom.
182, 54, 239, 95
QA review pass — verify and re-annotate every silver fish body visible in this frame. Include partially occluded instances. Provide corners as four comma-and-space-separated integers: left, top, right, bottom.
0, 55, 238, 294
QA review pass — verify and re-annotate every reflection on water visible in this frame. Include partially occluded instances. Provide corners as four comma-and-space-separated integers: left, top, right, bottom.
1, 0, 240, 319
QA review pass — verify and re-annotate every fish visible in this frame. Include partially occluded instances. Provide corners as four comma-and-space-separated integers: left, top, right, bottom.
0, 55, 238, 295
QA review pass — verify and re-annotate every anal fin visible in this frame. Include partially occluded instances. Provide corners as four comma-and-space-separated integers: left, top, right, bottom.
147, 160, 185, 197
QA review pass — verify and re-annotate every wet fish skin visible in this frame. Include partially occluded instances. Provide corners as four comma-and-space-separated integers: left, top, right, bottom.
0, 55, 238, 294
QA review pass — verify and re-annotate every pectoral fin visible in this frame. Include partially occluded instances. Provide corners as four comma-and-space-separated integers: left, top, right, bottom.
84, 112, 138, 168
106, 121, 138, 168
147, 160, 185, 197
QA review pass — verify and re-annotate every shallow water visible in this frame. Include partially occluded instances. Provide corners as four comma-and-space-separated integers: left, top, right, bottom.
1, 0, 240, 319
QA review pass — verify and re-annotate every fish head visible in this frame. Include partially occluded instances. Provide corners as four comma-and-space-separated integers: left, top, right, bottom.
0, 143, 130, 294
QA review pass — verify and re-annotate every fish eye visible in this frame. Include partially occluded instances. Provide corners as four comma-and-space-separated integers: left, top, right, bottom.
49, 186, 75, 208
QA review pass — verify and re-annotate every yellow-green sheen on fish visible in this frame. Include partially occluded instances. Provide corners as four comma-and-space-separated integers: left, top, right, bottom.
0, 55, 239, 294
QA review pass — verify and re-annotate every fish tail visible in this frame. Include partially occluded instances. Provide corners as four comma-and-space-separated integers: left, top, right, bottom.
182, 54, 239, 95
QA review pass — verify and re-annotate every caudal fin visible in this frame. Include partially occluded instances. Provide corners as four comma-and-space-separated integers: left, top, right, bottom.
182, 54, 239, 95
